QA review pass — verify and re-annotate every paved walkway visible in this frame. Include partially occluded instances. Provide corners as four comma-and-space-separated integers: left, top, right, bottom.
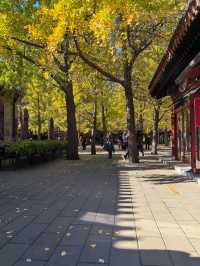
0, 151, 200, 265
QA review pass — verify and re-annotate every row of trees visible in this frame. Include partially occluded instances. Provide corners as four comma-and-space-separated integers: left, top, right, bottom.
0, 0, 185, 161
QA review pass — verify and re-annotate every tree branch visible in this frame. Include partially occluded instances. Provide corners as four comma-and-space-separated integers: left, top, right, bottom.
50, 73, 65, 90
136, 40, 153, 56
3, 45, 43, 68
159, 109, 169, 122
74, 36, 125, 86
53, 55, 66, 72
11, 37, 45, 49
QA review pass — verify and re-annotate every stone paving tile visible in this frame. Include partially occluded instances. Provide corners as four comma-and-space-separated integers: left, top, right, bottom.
33, 209, 61, 224
0, 203, 17, 217
45, 217, 74, 234
169, 250, 200, 266
0, 230, 11, 248
179, 221, 200, 239
0, 152, 200, 266
2, 215, 36, 236
0, 243, 28, 266
22, 232, 62, 261
138, 236, 166, 250
110, 248, 140, 266
189, 238, 200, 254
81, 202, 101, 212
18, 202, 49, 216
46, 246, 82, 266
80, 234, 111, 264
90, 224, 113, 237
50, 199, 69, 211
11, 223, 47, 244
60, 208, 82, 217
60, 224, 90, 246
0, 209, 22, 228
135, 219, 161, 237
78, 264, 108, 266
140, 249, 173, 266
162, 235, 195, 252
74, 212, 97, 225
95, 213, 115, 226
14, 260, 45, 266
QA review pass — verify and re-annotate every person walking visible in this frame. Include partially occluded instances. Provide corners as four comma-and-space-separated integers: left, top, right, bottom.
104, 138, 115, 159
123, 133, 129, 160
80, 135, 87, 150
122, 132, 128, 150
145, 134, 151, 150
137, 131, 144, 157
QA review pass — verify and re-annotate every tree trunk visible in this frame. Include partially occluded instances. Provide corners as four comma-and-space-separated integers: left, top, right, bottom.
124, 85, 139, 163
139, 113, 144, 131
19, 106, 23, 140
37, 94, 41, 140
23, 108, 29, 139
91, 98, 97, 155
12, 97, 16, 141
152, 109, 159, 155
124, 63, 139, 163
101, 102, 107, 143
65, 81, 79, 160
164, 128, 169, 146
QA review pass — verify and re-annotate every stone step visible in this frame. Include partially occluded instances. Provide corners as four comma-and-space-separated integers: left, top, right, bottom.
174, 164, 192, 176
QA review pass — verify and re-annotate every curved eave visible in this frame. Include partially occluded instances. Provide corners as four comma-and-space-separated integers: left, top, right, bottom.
149, 0, 200, 98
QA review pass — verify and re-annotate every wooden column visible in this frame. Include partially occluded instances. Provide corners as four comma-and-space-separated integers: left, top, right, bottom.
192, 96, 200, 172
190, 95, 196, 172
182, 109, 186, 161
172, 107, 178, 159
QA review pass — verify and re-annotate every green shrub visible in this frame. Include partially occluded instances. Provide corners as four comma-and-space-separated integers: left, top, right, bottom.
4, 140, 67, 159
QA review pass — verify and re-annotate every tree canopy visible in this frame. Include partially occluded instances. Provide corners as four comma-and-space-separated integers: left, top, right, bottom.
0, 0, 186, 160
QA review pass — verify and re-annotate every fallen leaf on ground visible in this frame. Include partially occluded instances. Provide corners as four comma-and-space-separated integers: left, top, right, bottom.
90, 243, 96, 249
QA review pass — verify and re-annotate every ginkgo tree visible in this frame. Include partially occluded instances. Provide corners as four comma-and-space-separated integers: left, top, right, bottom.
24, 75, 66, 137
0, 0, 185, 162
0, 0, 81, 159
71, 0, 185, 162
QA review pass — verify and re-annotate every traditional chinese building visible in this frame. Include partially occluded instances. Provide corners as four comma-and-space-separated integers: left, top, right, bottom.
149, 0, 200, 173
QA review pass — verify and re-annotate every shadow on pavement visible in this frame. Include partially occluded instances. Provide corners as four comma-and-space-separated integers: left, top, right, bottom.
0, 154, 199, 265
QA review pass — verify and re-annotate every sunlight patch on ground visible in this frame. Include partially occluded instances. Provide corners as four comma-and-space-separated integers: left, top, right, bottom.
112, 240, 137, 250
79, 212, 115, 226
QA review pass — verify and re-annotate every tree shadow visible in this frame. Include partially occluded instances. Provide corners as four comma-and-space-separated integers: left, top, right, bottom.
0, 154, 199, 265
140, 174, 195, 185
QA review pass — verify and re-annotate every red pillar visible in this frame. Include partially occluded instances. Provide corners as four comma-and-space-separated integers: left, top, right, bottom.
190, 95, 196, 172
172, 107, 178, 160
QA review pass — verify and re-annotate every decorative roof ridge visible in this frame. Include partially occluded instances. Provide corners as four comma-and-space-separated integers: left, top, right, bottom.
149, 0, 200, 94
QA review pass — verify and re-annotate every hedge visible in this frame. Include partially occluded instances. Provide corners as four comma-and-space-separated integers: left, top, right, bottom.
0, 140, 67, 166
6, 140, 67, 157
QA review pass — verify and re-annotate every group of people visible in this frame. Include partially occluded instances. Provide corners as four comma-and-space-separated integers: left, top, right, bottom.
103, 131, 152, 160
79, 131, 152, 160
